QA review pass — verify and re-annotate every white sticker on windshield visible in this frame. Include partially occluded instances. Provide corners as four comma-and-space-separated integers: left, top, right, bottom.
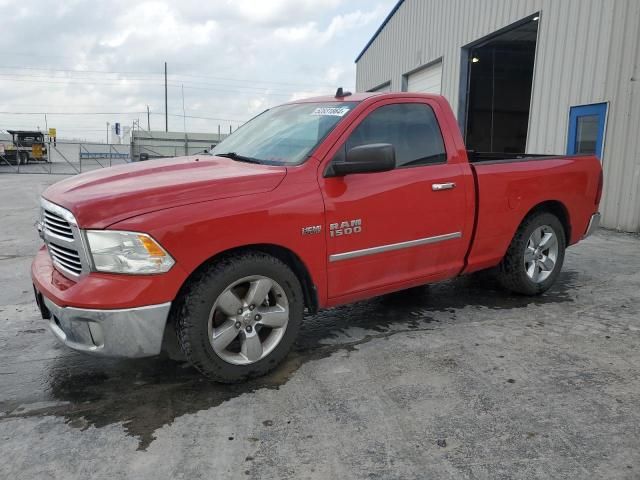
311, 106, 351, 117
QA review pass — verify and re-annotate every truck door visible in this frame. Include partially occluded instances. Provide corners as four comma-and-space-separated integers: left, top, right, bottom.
319, 99, 472, 301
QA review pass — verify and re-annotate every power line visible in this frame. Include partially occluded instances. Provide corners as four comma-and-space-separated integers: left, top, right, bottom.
0, 69, 160, 80
0, 72, 313, 95
0, 103, 149, 108
0, 65, 332, 88
169, 72, 333, 89
0, 73, 313, 95
0, 75, 165, 87
0, 52, 86, 61
0, 124, 113, 131
169, 84, 292, 97
0, 111, 246, 122
1, 127, 111, 132
0, 111, 146, 115
153, 112, 247, 122
0, 75, 299, 97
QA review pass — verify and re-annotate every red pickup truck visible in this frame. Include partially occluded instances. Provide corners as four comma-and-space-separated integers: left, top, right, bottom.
32, 92, 602, 382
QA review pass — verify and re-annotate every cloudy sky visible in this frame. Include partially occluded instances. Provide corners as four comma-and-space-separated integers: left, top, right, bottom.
0, 0, 395, 142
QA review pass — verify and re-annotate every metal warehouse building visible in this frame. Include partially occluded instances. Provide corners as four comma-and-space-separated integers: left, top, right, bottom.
355, 0, 640, 232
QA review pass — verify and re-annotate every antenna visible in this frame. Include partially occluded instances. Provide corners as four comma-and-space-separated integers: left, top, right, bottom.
164, 62, 168, 132
335, 87, 352, 98
181, 84, 186, 134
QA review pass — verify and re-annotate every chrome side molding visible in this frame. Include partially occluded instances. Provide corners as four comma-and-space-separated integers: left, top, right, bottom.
329, 232, 462, 262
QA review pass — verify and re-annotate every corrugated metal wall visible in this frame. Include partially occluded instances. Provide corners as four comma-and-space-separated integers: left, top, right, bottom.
356, 0, 640, 232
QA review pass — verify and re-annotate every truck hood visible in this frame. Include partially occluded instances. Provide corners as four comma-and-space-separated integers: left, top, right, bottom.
43, 156, 287, 228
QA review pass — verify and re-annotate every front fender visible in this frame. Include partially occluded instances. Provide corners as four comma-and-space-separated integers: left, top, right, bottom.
110, 172, 328, 306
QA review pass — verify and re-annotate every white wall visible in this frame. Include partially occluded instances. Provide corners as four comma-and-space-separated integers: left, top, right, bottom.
356, 0, 640, 232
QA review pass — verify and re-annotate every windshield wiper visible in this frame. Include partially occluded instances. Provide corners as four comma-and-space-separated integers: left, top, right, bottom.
215, 152, 263, 164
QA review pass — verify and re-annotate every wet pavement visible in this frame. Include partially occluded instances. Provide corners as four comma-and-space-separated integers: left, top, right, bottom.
1, 174, 639, 479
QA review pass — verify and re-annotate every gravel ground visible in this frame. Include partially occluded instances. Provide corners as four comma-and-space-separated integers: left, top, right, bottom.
0, 173, 639, 480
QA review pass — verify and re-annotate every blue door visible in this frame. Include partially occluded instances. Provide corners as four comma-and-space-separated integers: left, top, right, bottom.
567, 103, 608, 159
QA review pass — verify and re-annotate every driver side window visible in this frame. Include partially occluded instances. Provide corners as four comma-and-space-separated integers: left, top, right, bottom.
346, 103, 447, 168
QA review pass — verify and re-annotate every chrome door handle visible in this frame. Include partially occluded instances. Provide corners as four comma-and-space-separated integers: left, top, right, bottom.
432, 182, 456, 191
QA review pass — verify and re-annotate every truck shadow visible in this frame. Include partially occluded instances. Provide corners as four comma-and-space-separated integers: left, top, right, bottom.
35, 270, 578, 450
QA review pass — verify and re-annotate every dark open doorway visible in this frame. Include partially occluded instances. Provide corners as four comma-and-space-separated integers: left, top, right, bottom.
464, 17, 539, 154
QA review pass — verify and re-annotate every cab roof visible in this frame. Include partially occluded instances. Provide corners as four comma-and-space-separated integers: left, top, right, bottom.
288, 91, 443, 105
288, 92, 382, 103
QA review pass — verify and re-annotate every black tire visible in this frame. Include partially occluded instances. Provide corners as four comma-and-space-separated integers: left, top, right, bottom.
497, 212, 566, 295
175, 252, 304, 383
19, 152, 29, 165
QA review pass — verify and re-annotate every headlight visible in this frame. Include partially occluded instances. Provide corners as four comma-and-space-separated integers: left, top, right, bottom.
86, 230, 175, 274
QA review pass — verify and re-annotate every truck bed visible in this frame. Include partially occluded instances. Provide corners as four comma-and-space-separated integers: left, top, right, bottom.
464, 153, 602, 274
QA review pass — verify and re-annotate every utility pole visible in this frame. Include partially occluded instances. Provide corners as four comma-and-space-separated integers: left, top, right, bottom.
146, 105, 150, 131
164, 62, 168, 132
106, 121, 110, 144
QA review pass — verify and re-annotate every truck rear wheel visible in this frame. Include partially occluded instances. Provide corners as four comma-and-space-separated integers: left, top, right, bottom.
497, 212, 566, 295
175, 252, 304, 383
19, 152, 29, 165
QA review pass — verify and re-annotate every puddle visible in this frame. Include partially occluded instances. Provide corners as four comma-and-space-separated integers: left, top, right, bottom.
2, 271, 577, 450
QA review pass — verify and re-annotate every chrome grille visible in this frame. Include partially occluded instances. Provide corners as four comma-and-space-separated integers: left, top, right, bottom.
43, 210, 74, 240
40, 198, 89, 280
47, 242, 83, 275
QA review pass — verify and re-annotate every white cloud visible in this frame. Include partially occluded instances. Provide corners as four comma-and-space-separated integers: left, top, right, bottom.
274, 22, 318, 43
274, 7, 386, 45
0, 0, 396, 140
99, 3, 219, 50
227, 0, 344, 25
288, 89, 329, 102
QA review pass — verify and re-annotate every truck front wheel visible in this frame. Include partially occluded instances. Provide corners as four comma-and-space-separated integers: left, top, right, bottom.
497, 212, 566, 295
175, 252, 304, 383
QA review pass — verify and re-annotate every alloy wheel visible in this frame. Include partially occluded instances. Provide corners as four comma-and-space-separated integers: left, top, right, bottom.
524, 225, 558, 283
208, 275, 289, 365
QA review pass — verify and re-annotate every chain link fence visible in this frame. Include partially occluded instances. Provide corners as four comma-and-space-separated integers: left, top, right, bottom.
0, 138, 220, 175
0, 141, 129, 175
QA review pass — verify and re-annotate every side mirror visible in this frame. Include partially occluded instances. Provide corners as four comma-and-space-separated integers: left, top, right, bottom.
326, 143, 395, 177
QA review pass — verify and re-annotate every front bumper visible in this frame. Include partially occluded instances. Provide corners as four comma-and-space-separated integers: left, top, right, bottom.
36, 290, 171, 358
31, 246, 186, 358
583, 212, 601, 238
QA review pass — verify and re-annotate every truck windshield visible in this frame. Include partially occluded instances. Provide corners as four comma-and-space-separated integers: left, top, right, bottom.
211, 102, 358, 165
18, 135, 42, 145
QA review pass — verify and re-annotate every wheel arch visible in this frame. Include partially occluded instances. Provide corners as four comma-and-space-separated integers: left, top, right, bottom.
161, 243, 319, 359
522, 200, 571, 244
175, 243, 318, 314
494, 200, 569, 296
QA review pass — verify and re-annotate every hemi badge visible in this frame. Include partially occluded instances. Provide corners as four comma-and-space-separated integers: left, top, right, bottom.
301, 225, 322, 236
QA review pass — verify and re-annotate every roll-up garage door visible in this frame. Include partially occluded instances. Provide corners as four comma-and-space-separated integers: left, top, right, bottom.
406, 61, 442, 94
